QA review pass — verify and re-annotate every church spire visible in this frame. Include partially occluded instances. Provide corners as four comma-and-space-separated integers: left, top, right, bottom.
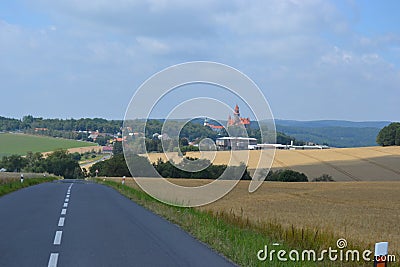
234, 104, 240, 116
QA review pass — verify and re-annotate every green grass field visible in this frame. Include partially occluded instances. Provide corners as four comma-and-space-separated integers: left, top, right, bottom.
0, 133, 95, 158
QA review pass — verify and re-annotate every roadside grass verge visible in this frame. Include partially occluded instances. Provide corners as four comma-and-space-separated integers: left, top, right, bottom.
98, 179, 381, 267
0, 176, 58, 197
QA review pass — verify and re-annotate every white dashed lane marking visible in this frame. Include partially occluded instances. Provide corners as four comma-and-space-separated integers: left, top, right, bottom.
58, 217, 65, 227
48, 183, 73, 266
53, 231, 63, 245
47, 253, 59, 267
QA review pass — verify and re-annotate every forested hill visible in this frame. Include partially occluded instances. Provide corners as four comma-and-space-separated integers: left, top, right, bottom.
276, 125, 381, 147
274, 119, 390, 129
273, 120, 391, 148
0, 115, 122, 133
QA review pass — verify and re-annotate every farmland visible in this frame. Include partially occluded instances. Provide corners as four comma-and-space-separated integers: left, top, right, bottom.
145, 146, 400, 181
132, 146, 400, 258
198, 180, 400, 254
0, 133, 96, 158
110, 177, 400, 258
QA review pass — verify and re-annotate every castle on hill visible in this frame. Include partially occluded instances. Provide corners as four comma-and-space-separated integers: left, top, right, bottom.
204, 104, 250, 130
227, 104, 250, 128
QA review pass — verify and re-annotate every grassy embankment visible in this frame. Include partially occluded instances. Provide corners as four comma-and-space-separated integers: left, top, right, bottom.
0, 133, 96, 158
99, 179, 393, 266
0, 175, 58, 197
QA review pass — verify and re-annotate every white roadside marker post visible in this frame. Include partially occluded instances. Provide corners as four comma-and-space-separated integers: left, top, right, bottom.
374, 242, 389, 267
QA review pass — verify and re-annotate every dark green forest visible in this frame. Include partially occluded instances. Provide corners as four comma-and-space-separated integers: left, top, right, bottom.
276, 125, 381, 147
0, 115, 121, 133
0, 150, 82, 179
376, 122, 400, 146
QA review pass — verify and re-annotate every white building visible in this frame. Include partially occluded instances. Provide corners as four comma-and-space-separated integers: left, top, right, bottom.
216, 137, 258, 150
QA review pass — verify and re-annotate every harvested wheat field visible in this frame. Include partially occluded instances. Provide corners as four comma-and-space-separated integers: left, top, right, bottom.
115, 177, 400, 255
199, 180, 400, 254
145, 146, 400, 181
42, 145, 102, 156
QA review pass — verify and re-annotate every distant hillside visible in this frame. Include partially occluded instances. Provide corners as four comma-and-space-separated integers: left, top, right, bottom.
191, 118, 388, 147
1, 116, 390, 148
274, 119, 390, 129
269, 119, 391, 148
275, 125, 380, 147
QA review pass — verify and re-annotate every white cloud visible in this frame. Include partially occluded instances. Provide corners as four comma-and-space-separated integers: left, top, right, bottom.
1, 0, 399, 120
136, 36, 169, 54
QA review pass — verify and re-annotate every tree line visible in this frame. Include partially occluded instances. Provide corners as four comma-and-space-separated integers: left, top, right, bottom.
0, 115, 122, 133
0, 150, 82, 179
377, 122, 400, 146
90, 146, 309, 182
1, 115, 305, 150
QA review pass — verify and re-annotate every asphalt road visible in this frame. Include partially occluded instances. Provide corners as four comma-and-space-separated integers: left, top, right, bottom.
79, 154, 112, 169
0, 180, 234, 267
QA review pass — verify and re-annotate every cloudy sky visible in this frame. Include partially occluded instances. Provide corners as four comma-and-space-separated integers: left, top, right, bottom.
1, 0, 399, 121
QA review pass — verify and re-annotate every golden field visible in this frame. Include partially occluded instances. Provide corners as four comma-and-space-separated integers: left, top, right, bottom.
145, 146, 400, 181
43, 145, 102, 156
112, 177, 400, 255
198, 180, 400, 254
125, 146, 400, 254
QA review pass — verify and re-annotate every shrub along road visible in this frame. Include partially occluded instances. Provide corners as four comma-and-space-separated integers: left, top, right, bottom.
0, 180, 234, 267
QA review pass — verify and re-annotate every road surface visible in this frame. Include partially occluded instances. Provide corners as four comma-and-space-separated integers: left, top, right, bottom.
0, 180, 234, 267
79, 154, 112, 169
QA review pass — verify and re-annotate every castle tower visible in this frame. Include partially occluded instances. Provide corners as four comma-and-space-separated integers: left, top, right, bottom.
227, 104, 250, 128
234, 104, 240, 116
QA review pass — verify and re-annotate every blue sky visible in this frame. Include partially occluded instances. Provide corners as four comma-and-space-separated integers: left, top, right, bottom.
0, 0, 399, 121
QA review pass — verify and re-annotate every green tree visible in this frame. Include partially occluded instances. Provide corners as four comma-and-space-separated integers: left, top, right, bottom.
90, 154, 131, 177
25, 151, 45, 173
0, 155, 27, 172
312, 174, 334, 182
44, 149, 82, 179
377, 122, 400, 146
180, 137, 189, 147
113, 141, 123, 155
266, 169, 308, 182
71, 152, 82, 161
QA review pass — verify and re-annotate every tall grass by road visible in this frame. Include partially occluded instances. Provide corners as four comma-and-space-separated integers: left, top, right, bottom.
0, 176, 57, 197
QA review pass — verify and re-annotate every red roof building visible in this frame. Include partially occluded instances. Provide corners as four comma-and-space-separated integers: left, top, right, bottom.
227, 104, 250, 127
